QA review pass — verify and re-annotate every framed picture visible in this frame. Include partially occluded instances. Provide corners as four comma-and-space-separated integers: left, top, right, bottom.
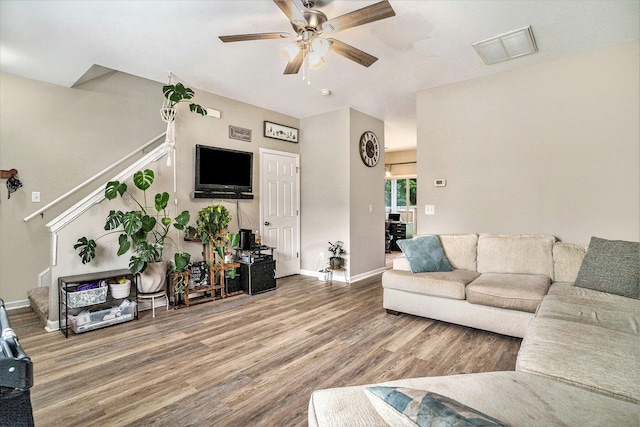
264, 121, 299, 143
229, 125, 252, 142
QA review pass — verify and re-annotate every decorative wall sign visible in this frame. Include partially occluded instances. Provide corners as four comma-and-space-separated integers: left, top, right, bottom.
264, 121, 298, 143
229, 125, 252, 142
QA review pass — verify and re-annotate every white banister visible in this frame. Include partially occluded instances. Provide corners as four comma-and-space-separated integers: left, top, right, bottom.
46, 141, 171, 234
24, 131, 166, 222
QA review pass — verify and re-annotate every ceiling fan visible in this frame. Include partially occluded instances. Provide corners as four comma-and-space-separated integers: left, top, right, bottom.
219, 0, 396, 75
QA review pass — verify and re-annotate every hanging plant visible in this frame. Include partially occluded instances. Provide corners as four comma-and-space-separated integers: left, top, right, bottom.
162, 82, 207, 116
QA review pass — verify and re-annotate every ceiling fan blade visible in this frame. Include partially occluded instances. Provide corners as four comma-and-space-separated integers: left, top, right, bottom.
284, 49, 306, 74
327, 38, 378, 67
322, 0, 395, 33
273, 0, 308, 27
219, 32, 290, 43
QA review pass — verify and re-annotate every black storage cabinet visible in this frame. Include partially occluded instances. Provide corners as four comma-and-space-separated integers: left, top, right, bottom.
240, 259, 276, 295
389, 222, 407, 251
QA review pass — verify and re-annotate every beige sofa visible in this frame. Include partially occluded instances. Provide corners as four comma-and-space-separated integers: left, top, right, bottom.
308, 234, 640, 426
382, 233, 584, 338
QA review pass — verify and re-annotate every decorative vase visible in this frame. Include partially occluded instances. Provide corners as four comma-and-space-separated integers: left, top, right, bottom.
137, 261, 168, 293
109, 279, 131, 299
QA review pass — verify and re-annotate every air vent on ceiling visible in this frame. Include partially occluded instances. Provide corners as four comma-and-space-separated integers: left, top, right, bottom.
472, 26, 537, 65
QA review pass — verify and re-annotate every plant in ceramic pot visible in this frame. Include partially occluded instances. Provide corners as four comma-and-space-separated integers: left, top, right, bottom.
328, 241, 346, 269
74, 169, 191, 293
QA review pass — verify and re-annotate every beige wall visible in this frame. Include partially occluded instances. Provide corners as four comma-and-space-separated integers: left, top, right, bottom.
348, 109, 386, 277
300, 109, 350, 275
416, 41, 639, 244
300, 108, 386, 279
0, 71, 164, 304
0, 71, 299, 307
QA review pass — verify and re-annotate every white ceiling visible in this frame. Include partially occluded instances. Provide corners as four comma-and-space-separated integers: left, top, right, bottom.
1, 0, 638, 151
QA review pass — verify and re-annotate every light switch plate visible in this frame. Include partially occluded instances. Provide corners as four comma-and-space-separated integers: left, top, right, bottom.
32, 192, 41, 202
425, 204, 435, 215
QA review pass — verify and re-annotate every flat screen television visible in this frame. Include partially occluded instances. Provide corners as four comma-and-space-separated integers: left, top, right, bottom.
195, 145, 253, 194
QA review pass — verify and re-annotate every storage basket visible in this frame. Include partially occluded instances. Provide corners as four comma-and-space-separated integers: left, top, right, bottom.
62, 285, 108, 308
109, 280, 131, 299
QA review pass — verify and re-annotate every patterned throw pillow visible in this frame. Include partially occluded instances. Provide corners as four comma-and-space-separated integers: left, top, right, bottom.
396, 235, 453, 273
366, 386, 505, 427
574, 236, 639, 299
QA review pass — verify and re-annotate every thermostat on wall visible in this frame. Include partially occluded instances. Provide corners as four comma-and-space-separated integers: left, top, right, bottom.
434, 179, 447, 187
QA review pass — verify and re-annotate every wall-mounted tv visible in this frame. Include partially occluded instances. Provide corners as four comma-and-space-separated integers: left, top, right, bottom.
195, 145, 253, 194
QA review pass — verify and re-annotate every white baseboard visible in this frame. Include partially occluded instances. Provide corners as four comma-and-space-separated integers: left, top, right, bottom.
45, 319, 59, 332
4, 299, 30, 310
350, 267, 386, 283
300, 267, 386, 283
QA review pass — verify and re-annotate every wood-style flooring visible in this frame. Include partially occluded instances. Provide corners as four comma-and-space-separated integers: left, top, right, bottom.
10, 267, 521, 426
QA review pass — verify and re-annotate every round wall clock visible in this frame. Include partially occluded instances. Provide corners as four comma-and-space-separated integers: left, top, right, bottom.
359, 131, 380, 167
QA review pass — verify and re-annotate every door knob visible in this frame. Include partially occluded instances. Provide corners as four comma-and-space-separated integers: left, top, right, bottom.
264, 221, 270, 226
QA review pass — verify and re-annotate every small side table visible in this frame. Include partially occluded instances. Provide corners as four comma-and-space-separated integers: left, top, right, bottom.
326, 267, 349, 285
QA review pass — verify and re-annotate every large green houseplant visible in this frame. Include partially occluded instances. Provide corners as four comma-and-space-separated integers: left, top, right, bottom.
75, 169, 191, 291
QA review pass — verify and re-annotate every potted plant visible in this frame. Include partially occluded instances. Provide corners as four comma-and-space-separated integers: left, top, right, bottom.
74, 169, 191, 293
196, 204, 240, 279
162, 82, 207, 118
328, 241, 346, 269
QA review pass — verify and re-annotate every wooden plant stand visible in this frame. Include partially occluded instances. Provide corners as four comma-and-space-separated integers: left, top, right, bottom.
173, 242, 240, 308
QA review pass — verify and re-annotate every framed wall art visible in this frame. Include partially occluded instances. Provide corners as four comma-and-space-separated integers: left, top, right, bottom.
264, 121, 298, 143
229, 125, 252, 142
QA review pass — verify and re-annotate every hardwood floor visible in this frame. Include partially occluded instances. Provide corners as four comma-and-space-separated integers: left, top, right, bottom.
10, 271, 521, 426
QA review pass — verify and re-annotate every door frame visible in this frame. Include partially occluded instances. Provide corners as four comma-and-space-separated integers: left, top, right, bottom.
259, 148, 301, 276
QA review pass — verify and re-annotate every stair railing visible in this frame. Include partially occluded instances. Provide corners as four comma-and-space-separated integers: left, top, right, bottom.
38, 132, 173, 266
23, 131, 166, 223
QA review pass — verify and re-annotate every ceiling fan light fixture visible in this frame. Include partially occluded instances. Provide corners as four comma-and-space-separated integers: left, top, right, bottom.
282, 41, 301, 61
311, 36, 331, 56
472, 26, 537, 65
308, 52, 324, 68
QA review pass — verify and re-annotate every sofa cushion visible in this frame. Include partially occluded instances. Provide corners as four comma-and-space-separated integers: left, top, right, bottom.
536, 293, 640, 335
477, 234, 556, 277
552, 242, 587, 282
382, 269, 480, 300
516, 317, 640, 403
438, 234, 479, 271
574, 236, 639, 299
393, 256, 412, 271
309, 372, 640, 427
397, 235, 453, 273
466, 273, 551, 313
548, 282, 640, 304
365, 386, 504, 427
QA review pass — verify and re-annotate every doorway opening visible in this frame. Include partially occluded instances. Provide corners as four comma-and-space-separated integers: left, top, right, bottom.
385, 177, 417, 239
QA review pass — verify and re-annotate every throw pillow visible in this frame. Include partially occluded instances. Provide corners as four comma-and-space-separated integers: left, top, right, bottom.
366, 386, 504, 427
396, 235, 453, 273
574, 236, 639, 299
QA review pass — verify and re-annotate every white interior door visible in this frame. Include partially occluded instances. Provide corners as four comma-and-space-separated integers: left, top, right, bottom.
260, 149, 300, 278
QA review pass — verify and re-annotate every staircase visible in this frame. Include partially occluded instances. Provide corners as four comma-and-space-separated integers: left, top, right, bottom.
27, 287, 49, 326
22, 131, 168, 331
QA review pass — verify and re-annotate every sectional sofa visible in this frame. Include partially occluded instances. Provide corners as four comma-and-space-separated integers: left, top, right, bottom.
308, 234, 639, 426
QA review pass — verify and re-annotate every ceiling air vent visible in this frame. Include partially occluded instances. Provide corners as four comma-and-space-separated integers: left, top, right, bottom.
472, 26, 537, 65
